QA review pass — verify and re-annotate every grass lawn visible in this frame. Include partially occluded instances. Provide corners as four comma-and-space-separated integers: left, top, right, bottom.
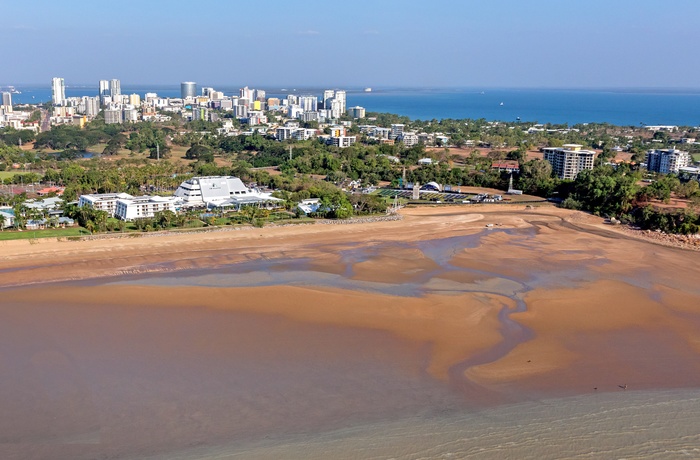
0, 227, 87, 241
0, 171, 31, 180
692, 153, 700, 163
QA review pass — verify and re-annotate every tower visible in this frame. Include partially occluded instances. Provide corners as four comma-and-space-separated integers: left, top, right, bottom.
181, 82, 197, 99
1, 92, 12, 111
51, 77, 65, 105
110, 79, 121, 98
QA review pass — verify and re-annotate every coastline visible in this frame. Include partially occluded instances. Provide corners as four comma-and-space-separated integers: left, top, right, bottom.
2, 204, 700, 459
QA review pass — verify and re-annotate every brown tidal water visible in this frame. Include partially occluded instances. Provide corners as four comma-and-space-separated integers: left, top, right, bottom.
0, 300, 467, 460
2, 228, 700, 459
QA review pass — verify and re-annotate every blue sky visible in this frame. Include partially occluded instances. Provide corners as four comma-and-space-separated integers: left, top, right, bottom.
3, 0, 699, 88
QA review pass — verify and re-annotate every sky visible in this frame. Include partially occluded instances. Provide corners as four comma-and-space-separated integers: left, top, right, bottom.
2, 0, 699, 89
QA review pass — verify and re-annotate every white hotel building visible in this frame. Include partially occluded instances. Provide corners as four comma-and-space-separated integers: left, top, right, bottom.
79, 193, 134, 217
174, 176, 281, 210
114, 196, 182, 221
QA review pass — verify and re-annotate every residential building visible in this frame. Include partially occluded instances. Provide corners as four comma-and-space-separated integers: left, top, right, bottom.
122, 107, 138, 122
542, 144, 596, 180
115, 195, 182, 221
334, 90, 346, 114
0, 210, 15, 229
110, 79, 121, 98
129, 94, 141, 106
192, 107, 209, 121
328, 125, 346, 137
348, 106, 365, 119
299, 95, 318, 112
267, 97, 281, 109
645, 149, 690, 174
52, 77, 66, 105
83, 96, 100, 117
276, 126, 295, 141
79, 193, 134, 217
391, 124, 405, 139
99, 79, 110, 102
240, 86, 254, 101
181, 81, 197, 99
104, 108, 123, 124
679, 166, 700, 182
330, 135, 356, 148
323, 90, 335, 108
398, 132, 419, 147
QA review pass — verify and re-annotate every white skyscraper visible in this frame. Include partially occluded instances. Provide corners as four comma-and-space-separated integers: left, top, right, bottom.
52, 77, 66, 105
323, 90, 335, 108
239, 86, 254, 101
110, 79, 121, 98
98, 80, 110, 103
335, 90, 346, 114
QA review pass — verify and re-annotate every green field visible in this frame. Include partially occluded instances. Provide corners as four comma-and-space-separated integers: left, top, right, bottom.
0, 171, 32, 180
0, 227, 88, 241
693, 153, 700, 163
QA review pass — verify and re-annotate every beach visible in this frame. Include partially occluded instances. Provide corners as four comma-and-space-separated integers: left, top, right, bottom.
2, 204, 700, 459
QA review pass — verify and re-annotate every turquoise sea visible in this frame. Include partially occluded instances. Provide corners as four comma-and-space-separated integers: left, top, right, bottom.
5, 85, 700, 126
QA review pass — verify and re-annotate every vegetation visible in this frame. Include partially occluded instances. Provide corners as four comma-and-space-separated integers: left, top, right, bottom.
2, 110, 700, 236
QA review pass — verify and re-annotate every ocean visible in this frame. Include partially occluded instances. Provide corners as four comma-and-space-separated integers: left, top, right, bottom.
5, 85, 700, 126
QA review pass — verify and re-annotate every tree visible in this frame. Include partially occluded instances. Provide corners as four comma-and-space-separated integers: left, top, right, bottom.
185, 144, 214, 161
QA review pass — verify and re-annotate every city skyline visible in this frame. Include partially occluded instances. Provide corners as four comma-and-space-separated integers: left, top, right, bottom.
3, 0, 700, 89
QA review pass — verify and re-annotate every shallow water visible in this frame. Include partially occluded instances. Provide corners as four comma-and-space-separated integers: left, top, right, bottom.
179, 388, 700, 460
3, 228, 700, 459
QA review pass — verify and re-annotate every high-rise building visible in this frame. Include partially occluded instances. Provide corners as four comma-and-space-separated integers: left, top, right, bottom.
334, 90, 346, 114
129, 94, 141, 106
82, 96, 100, 117
299, 95, 318, 112
181, 82, 197, 99
323, 90, 335, 108
542, 144, 596, 180
239, 86, 254, 101
52, 77, 66, 105
646, 149, 690, 174
99, 80, 110, 99
110, 79, 121, 98
1, 92, 12, 110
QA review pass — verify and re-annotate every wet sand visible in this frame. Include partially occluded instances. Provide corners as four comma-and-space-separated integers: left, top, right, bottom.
2, 204, 700, 459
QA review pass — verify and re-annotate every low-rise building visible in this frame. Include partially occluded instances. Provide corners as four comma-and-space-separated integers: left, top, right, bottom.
330, 135, 356, 148
79, 193, 134, 217
115, 196, 182, 221
398, 132, 419, 147
0, 210, 14, 229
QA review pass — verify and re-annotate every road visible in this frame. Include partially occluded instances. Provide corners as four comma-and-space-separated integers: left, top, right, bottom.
40, 108, 50, 132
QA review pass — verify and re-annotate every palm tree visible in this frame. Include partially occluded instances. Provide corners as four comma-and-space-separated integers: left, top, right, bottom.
85, 220, 96, 234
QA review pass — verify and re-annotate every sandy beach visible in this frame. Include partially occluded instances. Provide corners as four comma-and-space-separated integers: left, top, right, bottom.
2, 204, 700, 459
